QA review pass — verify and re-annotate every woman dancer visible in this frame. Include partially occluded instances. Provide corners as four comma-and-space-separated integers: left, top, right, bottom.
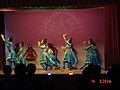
24, 44, 37, 64
14, 43, 20, 64
62, 34, 78, 69
1, 34, 16, 68
38, 39, 48, 70
17, 42, 25, 64
80, 38, 101, 70
47, 43, 60, 69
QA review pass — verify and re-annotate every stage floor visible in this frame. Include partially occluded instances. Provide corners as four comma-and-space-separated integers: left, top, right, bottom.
0, 68, 82, 75
0, 68, 105, 75
35, 69, 82, 74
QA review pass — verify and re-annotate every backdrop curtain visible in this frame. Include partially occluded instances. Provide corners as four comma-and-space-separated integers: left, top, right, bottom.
104, 4, 120, 70
0, 12, 5, 69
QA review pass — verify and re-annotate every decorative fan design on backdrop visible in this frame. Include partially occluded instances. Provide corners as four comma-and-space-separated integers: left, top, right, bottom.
41, 10, 85, 37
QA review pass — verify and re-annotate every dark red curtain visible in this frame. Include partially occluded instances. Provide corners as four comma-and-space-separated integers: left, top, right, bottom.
0, 12, 5, 69
105, 4, 120, 70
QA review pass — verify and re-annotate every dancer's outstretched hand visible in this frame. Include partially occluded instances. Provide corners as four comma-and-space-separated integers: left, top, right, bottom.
83, 41, 86, 45
1, 34, 5, 41
1, 34, 4, 37
38, 41, 40, 44
63, 34, 67, 37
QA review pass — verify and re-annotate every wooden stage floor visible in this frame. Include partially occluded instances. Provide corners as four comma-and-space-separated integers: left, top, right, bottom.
0, 68, 82, 75
0, 68, 106, 75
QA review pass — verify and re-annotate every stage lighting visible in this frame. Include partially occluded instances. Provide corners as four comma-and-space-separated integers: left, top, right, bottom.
47, 72, 52, 75
0, 8, 17, 11
69, 72, 74, 75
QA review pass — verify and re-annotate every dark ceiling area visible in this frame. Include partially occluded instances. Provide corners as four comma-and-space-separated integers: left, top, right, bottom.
0, 0, 119, 9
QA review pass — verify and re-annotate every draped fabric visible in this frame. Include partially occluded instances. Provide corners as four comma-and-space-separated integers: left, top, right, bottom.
0, 12, 5, 69
104, 4, 120, 70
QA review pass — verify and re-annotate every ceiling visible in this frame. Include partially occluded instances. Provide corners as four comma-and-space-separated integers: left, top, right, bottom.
0, 0, 119, 10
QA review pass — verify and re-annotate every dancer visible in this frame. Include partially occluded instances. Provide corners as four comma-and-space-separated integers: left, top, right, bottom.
14, 43, 20, 64
47, 43, 60, 69
38, 39, 48, 70
80, 38, 101, 70
62, 34, 78, 69
50, 43, 60, 65
48, 43, 60, 63
24, 44, 37, 64
49, 43, 59, 58
17, 41, 25, 64
1, 34, 16, 68
71, 44, 78, 67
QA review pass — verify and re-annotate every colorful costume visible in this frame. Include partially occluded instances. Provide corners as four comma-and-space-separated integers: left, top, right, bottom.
4, 40, 16, 67
81, 45, 101, 69
38, 43, 48, 70
63, 40, 78, 68
47, 48, 60, 68
16, 47, 25, 64
25, 49, 36, 61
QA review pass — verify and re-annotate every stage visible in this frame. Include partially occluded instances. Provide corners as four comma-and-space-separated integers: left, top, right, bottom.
0, 5, 117, 76
0, 68, 106, 75
0, 68, 81, 75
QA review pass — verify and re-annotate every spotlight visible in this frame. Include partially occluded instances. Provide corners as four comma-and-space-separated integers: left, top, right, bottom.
0, 8, 17, 11
69, 72, 74, 75
47, 72, 52, 75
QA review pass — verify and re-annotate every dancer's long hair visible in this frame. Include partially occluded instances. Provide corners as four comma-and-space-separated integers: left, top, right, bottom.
89, 38, 96, 46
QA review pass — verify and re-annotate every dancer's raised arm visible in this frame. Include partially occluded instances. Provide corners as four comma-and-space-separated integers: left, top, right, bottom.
38, 41, 41, 47
62, 34, 67, 42
1, 34, 5, 41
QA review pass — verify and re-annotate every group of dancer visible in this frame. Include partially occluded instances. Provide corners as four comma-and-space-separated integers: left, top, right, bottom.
1, 34, 25, 67
1, 34, 101, 70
